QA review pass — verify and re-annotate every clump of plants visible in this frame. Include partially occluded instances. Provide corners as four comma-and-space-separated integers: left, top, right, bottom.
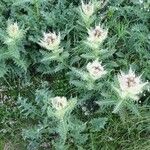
0, 0, 150, 149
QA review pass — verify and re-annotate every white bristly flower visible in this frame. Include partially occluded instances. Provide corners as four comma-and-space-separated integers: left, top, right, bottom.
139, 0, 143, 4
87, 25, 108, 44
81, 1, 94, 17
86, 59, 107, 80
39, 32, 61, 51
51, 96, 68, 110
7, 22, 23, 39
117, 68, 147, 100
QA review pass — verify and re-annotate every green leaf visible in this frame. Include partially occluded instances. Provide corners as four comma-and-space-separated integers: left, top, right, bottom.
90, 117, 107, 132
0, 62, 7, 77
13, 58, 27, 71
113, 99, 124, 114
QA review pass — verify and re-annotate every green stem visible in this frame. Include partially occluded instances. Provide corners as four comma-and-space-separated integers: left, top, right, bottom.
92, 47, 100, 59
90, 132, 95, 150
84, 18, 91, 28
87, 79, 95, 90
34, 0, 40, 18
60, 118, 67, 144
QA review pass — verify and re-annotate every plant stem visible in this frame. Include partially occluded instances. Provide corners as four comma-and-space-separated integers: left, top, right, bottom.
60, 118, 67, 144
90, 132, 95, 150
34, 0, 40, 18
92, 47, 100, 59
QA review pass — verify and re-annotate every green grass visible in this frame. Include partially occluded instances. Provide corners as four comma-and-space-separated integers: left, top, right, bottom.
0, 0, 150, 149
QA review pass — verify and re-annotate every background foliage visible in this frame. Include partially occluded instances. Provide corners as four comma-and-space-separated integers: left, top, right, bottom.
0, 0, 150, 149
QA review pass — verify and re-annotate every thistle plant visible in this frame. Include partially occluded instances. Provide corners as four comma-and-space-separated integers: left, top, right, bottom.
97, 68, 148, 118
18, 87, 78, 148
4, 21, 25, 47
48, 96, 77, 145
116, 68, 147, 101
0, 21, 27, 76
5, 22, 24, 43
81, 1, 94, 17
0, 0, 150, 149
38, 31, 69, 73
79, 24, 108, 61
86, 59, 107, 80
86, 25, 108, 51
39, 32, 61, 52
112, 68, 148, 114
49, 96, 77, 120
79, 0, 106, 27
51, 96, 68, 111
80, 0, 94, 26
70, 59, 107, 91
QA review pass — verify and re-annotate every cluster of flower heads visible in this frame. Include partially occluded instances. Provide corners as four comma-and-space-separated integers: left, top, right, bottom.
38, 24, 108, 51
6, 1, 148, 112
48, 3, 147, 109
36, 1, 108, 52
80, 1, 108, 48
50, 70, 148, 112
80, 1, 108, 83
49, 1, 147, 105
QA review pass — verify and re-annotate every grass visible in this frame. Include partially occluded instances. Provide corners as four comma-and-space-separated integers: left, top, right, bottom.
0, 0, 150, 149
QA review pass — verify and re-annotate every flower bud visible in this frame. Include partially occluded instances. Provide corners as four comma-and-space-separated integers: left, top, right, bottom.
7, 22, 23, 39
87, 25, 108, 45
51, 96, 67, 110
86, 59, 107, 80
117, 68, 147, 100
39, 32, 61, 51
81, 1, 94, 17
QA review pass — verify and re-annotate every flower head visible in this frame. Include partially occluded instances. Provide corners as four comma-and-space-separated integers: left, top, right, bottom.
139, 0, 143, 4
87, 25, 108, 44
117, 68, 147, 100
39, 32, 61, 51
7, 22, 23, 39
86, 59, 107, 80
51, 96, 67, 110
81, 1, 94, 17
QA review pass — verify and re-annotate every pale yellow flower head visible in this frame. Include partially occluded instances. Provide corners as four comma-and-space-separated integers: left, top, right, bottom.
87, 25, 108, 44
117, 68, 147, 100
81, 1, 94, 17
86, 59, 107, 80
51, 96, 68, 111
39, 32, 61, 51
7, 22, 23, 39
